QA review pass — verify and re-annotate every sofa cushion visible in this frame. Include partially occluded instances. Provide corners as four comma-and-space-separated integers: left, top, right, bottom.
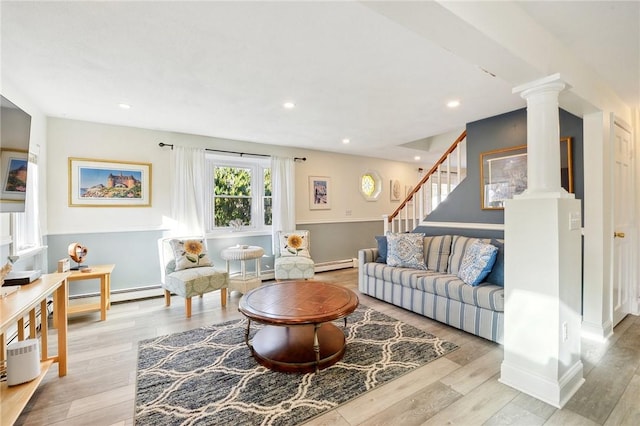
424, 235, 452, 273
375, 235, 387, 263
165, 266, 227, 298
448, 235, 480, 275
363, 262, 438, 288
169, 238, 213, 271
414, 274, 505, 312
386, 233, 427, 269
484, 238, 505, 287
279, 231, 310, 257
457, 241, 498, 286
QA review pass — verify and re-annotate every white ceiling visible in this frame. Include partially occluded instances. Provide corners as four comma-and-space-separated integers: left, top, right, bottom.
1, 1, 638, 164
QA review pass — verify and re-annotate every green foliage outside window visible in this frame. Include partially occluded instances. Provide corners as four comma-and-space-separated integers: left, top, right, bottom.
264, 168, 272, 226
213, 165, 272, 228
214, 166, 251, 227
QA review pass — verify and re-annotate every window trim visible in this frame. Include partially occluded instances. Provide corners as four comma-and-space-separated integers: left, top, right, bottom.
205, 154, 271, 234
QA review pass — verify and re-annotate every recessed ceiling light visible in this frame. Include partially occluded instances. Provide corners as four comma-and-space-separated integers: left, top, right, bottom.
414, 156, 421, 161
342, 138, 350, 144
118, 103, 131, 109
447, 100, 460, 108
283, 102, 296, 109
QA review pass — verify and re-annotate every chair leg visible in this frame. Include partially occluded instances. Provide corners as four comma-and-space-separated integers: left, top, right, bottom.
164, 290, 171, 306
185, 297, 192, 318
220, 288, 227, 308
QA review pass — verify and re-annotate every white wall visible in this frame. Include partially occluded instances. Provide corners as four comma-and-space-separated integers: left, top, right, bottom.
46, 117, 421, 235
296, 150, 420, 224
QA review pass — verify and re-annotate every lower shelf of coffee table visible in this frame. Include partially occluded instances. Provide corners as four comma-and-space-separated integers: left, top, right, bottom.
250, 323, 346, 373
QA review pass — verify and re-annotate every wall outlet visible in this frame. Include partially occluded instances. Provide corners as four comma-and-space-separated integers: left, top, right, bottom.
345, 209, 352, 216
562, 322, 568, 341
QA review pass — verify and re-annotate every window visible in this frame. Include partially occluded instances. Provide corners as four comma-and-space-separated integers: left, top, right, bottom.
359, 170, 382, 201
13, 153, 41, 255
207, 155, 271, 232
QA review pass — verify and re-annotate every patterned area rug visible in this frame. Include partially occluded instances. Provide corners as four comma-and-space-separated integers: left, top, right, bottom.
135, 305, 458, 425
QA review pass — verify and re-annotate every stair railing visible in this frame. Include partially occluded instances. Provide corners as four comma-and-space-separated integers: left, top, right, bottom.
383, 130, 467, 234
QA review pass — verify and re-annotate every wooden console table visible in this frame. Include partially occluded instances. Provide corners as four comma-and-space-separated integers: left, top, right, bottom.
0, 272, 70, 425
67, 264, 115, 321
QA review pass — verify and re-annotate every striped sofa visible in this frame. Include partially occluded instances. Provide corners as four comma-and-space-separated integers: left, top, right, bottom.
358, 235, 504, 344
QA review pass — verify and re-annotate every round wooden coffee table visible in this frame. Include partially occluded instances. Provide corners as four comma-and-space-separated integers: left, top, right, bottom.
238, 281, 359, 373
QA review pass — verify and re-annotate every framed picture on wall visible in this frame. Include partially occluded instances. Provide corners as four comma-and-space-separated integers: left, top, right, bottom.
309, 176, 331, 210
68, 157, 152, 207
390, 179, 402, 201
480, 137, 573, 209
1, 149, 28, 202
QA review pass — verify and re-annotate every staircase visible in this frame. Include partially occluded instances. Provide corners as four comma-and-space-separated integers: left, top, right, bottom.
383, 130, 467, 234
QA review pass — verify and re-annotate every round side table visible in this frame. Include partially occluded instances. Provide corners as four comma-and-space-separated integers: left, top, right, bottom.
220, 245, 265, 297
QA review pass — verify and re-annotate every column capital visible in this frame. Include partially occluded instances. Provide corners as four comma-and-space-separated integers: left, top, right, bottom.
513, 73, 569, 99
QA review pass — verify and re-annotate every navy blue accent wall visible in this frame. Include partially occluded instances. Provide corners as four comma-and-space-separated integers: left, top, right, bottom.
418, 108, 583, 228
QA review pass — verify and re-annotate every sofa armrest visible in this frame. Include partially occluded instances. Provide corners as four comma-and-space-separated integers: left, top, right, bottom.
358, 248, 378, 266
358, 248, 378, 291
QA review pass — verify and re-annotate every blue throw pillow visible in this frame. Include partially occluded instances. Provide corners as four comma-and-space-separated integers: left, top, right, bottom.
484, 238, 504, 287
457, 241, 498, 286
375, 235, 387, 263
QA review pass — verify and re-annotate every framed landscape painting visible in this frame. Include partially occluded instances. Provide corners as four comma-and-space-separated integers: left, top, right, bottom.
1, 149, 28, 203
309, 176, 331, 210
68, 157, 152, 207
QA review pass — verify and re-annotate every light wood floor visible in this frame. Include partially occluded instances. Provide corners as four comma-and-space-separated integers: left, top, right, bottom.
14, 268, 640, 425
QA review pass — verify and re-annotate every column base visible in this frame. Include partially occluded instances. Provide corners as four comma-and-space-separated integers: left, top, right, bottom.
500, 360, 585, 408
581, 319, 613, 342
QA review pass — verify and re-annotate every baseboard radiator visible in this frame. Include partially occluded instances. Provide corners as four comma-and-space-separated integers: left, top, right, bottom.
313, 258, 358, 272
69, 259, 357, 303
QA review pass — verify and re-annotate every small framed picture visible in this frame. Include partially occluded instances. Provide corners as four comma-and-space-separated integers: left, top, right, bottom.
309, 176, 331, 210
390, 179, 401, 201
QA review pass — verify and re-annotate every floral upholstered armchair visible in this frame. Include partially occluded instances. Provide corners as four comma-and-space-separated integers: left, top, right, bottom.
274, 230, 315, 281
158, 237, 229, 318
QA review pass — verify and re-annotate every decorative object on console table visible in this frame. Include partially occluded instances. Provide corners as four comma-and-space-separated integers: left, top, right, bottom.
0, 260, 20, 298
2, 270, 42, 286
68, 157, 152, 207
57, 258, 70, 273
68, 242, 89, 270
0, 260, 12, 287
309, 176, 331, 210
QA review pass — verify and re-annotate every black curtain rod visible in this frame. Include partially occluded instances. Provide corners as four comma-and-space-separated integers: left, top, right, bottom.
158, 142, 306, 162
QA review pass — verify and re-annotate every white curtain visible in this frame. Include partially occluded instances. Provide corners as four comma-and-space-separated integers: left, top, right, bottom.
14, 152, 41, 251
170, 146, 206, 236
271, 156, 296, 252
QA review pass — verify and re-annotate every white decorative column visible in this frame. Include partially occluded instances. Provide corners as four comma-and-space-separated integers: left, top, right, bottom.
499, 74, 584, 408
